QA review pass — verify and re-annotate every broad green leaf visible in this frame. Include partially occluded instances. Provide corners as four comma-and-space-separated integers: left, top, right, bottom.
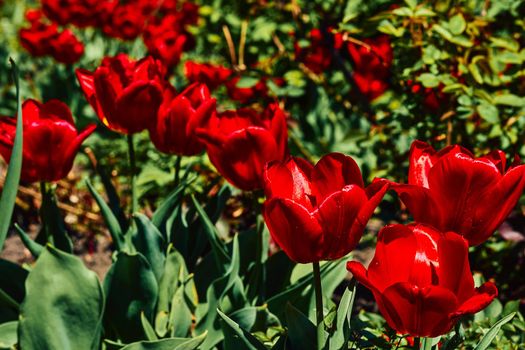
449, 13, 466, 35
169, 281, 193, 338
236, 76, 260, 88
0, 321, 17, 349
432, 24, 452, 40
104, 251, 158, 343
218, 309, 267, 350
285, 303, 316, 350
477, 102, 499, 123
0, 59, 23, 251
474, 312, 516, 350
493, 94, 525, 107
18, 246, 104, 350
342, 0, 362, 22
119, 332, 207, 350
418, 73, 440, 88
87, 178, 126, 250
132, 214, 166, 282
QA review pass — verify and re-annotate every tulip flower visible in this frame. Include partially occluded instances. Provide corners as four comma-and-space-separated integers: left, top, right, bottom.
347, 35, 393, 101
263, 153, 388, 263
149, 83, 216, 156
196, 103, 288, 190
41, 0, 116, 28
76, 54, 165, 134
185, 61, 233, 91
347, 223, 498, 337
294, 28, 343, 74
0, 99, 96, 183
390, 140, 525, 246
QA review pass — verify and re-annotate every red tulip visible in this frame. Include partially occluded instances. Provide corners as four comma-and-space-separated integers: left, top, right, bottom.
390, 140, 525, 246
143, 14, 195, 68
263, 153, 388, 263
149, 83, 216, 155
347, 224, 498, 337
196, 103, 288, 190
347, 35, 393, 101
225, 76, 269, 104
75, 54, 165, 134
294, 29, 342, 74
19, 9, 84, 64
185, 61, 233, 90
102, 2, 149, 40
41, 0, 116, 28
0, 99, 96, 183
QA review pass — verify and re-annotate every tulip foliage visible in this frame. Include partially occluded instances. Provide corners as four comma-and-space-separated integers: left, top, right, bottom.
1, 0, 525, 350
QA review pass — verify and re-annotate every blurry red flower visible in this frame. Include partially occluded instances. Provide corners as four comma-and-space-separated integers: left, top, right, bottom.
347, 224, 498, 337
226, 76, 268, 104
406, 79, 447, 112
294, 29, 341, 74
41, 0, 116, 28
102, 2, 149, 40
389, 140, 525, 246
347, 35, 393, 101
185, 61, 233, 90
19, 9, 84, 64
196, 103, 288, 190
143, 14, 195, 68
149, 83, 216, 155
0, 99, 96, 183
263, 153, 387, 263
75, 54, 166, 134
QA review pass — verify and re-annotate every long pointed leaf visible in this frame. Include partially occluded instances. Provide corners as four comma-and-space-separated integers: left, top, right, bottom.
473, 312, 516, 350
0, 59, 23, 251
14, 224, 43, 257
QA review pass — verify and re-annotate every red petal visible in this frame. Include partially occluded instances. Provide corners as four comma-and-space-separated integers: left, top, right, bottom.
427, 150, 502, 238
311, 153, 364, 203
263, 198, 323, 263
367, 224, 418, 291
437, 232, 474, 302
408, 140, 437, 188
40, 99, 75, 125
380, 283, 458, 337
114, 81, 163, 134
208, 127, 281, 190
61, 124, 97, 180
481, 150, 507, 174
315, 186, 368, 259
451, 282, 498, 318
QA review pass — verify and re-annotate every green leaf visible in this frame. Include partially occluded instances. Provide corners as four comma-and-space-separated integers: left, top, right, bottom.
432, 24, 452, 40
39, 183, 73, 252
141, 312, 158, 341
132, 214, 166, 282
329, 282, 356, 350
0, 59, 23, 251
285, 303, 316, 350
120, 332, 207, 350
0, 321, 17, 349
86, 178, 126, 250
190, 195, 230, 271
104, 251, 158, 343
418, 73, 440, 88
342, 0, 362, 22
449, 13, 466, 35
236, 77, 260, 88
14, 224, 43, 257
473, 312, 516, 350
18, 246, 104, 350
477, 102, 500, 123
493, 94, 525, 107
218, 309, 267, 350
95, 163, 129, 234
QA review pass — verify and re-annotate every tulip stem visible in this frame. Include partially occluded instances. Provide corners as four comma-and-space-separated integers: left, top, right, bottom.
174, 155, 182, 187
420, 337, 433, 350
312, 261, 325, 349
127, 134, 138, 215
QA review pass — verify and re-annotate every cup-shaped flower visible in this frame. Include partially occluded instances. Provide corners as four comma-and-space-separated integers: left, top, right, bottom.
149, 83, 216, 156
0, 99, 96, 183
75, 54, 165, 134
185, 61, 232, 91
196, 103, 288, 190
263, 153, 388, 263
390, 140, 525, 246
347, 223, 498, 337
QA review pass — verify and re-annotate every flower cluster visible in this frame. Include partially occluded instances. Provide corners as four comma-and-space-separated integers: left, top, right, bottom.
19, 9, 84, 64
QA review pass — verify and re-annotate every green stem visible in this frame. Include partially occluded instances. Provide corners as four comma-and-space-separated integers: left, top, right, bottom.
312, 261, 325, 349
127, 134, 137, 215
420, 337, 433, 350
174, 155, 182, 187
